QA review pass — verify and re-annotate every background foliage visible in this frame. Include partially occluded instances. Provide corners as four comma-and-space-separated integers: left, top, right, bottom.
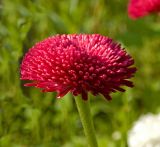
0, 0, 160, 146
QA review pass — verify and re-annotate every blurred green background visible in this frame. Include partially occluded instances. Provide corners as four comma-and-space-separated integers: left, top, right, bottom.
0, 0, 160, 146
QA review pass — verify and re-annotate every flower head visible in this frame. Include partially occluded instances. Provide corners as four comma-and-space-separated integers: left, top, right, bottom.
128, 113, 160, 147
20, 34, 136, 100
128, 0, 160, 19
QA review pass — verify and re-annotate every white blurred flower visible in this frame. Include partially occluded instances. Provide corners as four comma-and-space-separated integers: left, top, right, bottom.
128, 113, 160, 147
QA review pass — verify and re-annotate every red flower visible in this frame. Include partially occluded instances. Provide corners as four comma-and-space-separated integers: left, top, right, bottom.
128, 0, 160, 19
20, 34, 136, 100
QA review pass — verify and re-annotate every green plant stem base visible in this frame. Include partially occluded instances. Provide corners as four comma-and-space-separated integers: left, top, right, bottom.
74, 95, 98, 147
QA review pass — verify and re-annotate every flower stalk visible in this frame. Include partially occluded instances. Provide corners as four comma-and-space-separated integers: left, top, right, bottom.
74, 95, 98, 147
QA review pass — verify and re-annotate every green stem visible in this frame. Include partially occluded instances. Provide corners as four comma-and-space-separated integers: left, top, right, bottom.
74, 95, 98, 147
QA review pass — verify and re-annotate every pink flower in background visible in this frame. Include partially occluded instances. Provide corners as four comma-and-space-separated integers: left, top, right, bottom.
128, 0, 160, 19
20, 34, 136, 100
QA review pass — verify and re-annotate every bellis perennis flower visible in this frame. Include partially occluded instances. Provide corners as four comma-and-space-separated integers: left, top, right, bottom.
128, 0, 160, 19
20, 34, 136, 100
128, 113, 160, 147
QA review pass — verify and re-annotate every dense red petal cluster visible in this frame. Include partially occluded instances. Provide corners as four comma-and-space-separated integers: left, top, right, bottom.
128, 0, 160, 19
21, 34, 136, 100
